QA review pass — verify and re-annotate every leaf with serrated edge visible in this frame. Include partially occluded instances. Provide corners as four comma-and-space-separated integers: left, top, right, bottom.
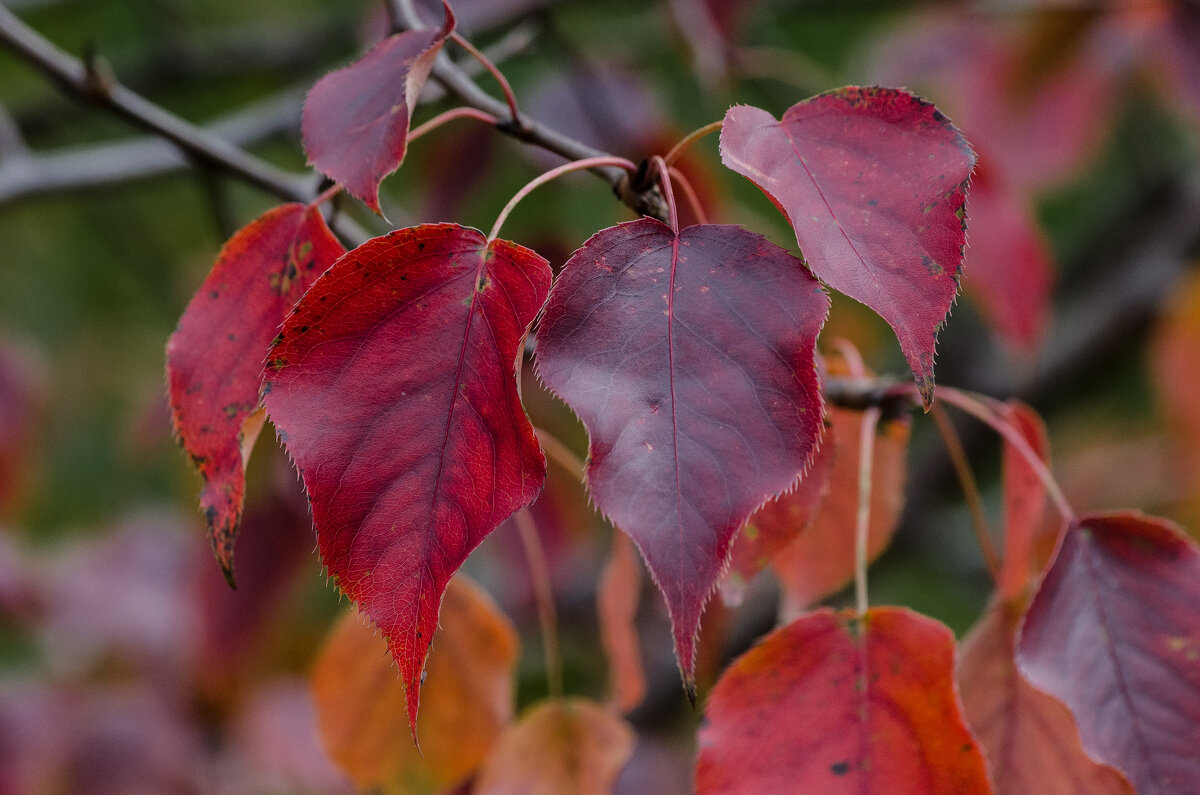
536, 219, 828, 689
1017, 512, 1200, 794
720, 87, 975, 408
167, 203, 344, 581
301, 3, 454, 213
263, 224, 549, 737
696, 607, 990, 793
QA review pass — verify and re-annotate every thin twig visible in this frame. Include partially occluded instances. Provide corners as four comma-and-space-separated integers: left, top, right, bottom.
489, 155, 637, 241
408, 105, 498, 143
667, 166, 707, 225
929, 402, 1001, 582
513, 507, 563, 699
449, 31, 522, 126
390, 0, 668, 221
663, 119, 723, 167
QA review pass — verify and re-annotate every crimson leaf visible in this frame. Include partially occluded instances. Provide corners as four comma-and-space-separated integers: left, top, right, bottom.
720, 87, 975, 408
536, 219, 828, 687
262, 224, 550, 735
301, 3, 455, 213
166, 203, 344, 582
1017, 512, 1200, 794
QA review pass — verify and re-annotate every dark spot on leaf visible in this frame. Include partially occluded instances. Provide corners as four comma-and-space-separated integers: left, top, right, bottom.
209, 290, 220, 299
831, 761, 850, 776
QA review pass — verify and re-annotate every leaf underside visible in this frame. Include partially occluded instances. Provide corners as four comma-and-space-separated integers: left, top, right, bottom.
263, 223, 550, 736
536, 219, 828, 684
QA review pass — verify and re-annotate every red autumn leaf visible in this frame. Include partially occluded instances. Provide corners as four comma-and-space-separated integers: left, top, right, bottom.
1017, 512, 1200, 794
535, 220, 828, 687
720, 87, 975, 408
597, 530, 647, 714
997, 401, 1055, 600
721, 419, 835, 603
473, 698, 634, 795
959, 597, 1133, 794
695, 607, 990, 794
301, 4, 454, 213
167, 203, 344, 582
262, 224, 550, 735
773, 406, 910, 617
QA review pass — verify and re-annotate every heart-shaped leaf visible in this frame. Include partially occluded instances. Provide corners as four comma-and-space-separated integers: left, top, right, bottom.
536, 219, 828, 688
720, 87, 975, 408
1017, 512, 1200, 794
696, 607, 990, 793
302, 3, 455, 212
263, 224, 550, 735
166, 203, 344, 581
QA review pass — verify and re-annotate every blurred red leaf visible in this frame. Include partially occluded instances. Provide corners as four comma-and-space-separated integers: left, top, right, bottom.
959, 598, 1133, 794
695, 607, 990, 794
597, 530, 646, 714
311, 576, 518, 792
772, 407, 910, 617
1017, 512, 1200, 793
302, 4, 454, 212
960, 165, 1054, 350
997, 401, 1055, 600
722, 420, 834, 602
720, 87, 975, 408
263, 224, 549, 735
536, 220, 828, 686
166, 203, 344, 580
473, 698, 634, 795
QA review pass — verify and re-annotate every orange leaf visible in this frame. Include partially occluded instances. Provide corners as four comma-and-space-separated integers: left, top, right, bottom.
696, 607, 990, 794
310, 575, 517, 793
473, 698, 634, 795
958, 598, 1132, 794
597, 530, 646, 714
772, 407, 910, 616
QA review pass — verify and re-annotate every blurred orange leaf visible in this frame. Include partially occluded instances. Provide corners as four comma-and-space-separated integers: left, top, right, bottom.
473, 698, 634, 795
597, 530, 646, 714
310, 575, 518, 794
772, 408, 910, 617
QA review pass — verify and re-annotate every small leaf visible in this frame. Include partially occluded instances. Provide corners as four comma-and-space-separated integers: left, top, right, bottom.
721, 420, 834, 603
720, 87, 975, 408
597, 530, 646, 714
695, 607, 990, 794
311, 575, 518, 793
1017, 512, 1200, 794
772, 406, 910, 616
536, 220, 828, 686
166, 203, 344, 580
263, 224, 550, 735
959, 597, 1133, 795
473, 698, 634, 795
302, 4, 455, 212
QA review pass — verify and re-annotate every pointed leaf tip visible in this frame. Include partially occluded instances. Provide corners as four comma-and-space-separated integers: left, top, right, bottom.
263, 224, 550, 731
536, 220, 828, 686
720, 87, 974, 403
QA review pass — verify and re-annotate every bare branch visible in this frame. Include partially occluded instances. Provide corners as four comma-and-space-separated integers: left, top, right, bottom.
391, 0, 668, 221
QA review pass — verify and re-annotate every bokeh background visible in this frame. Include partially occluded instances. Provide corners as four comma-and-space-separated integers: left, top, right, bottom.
1, 0, 1199, 791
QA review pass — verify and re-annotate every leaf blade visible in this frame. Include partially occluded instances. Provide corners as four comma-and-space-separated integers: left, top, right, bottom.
720, 87, 975, 407
263, 224, 550, 735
